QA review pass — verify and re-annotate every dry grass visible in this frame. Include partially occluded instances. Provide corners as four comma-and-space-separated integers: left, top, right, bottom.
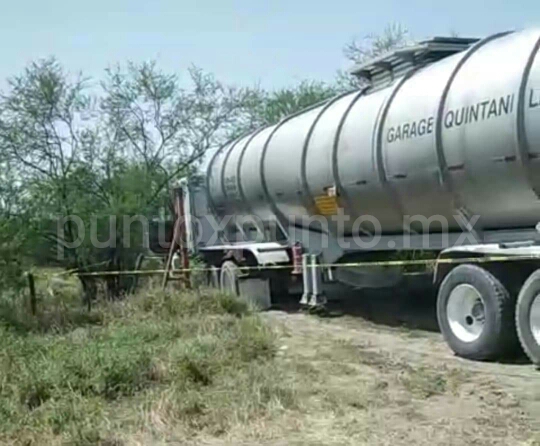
258, 312, 539, 446
1, 282, 539, 445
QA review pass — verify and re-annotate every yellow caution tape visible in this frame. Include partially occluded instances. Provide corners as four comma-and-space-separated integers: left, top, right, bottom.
31, 261, 113, 280
71, 253, 540, 278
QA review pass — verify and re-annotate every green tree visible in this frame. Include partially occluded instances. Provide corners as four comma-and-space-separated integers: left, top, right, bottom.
337, 23, 411, 90
0, 58, 91, 270
0, 58, 252, 297
0, 156, 36, 294
100, 62, 250, 194
242, 80, 338, 128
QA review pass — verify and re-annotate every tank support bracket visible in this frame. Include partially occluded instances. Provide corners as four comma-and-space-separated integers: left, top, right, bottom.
300, 254, 311, 305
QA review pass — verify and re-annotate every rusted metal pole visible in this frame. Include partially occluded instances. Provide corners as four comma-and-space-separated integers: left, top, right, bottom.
176, 187, 191, 289
162, 220, 178, 289
162, 186, 191, 290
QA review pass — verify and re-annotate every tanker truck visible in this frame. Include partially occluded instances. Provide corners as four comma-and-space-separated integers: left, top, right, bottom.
178, 28, 540, 365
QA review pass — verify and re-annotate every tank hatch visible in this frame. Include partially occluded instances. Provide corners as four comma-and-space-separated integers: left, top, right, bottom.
350, 36, 480, 88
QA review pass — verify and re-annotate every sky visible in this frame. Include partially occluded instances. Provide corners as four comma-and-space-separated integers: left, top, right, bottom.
0, 0, 539, 90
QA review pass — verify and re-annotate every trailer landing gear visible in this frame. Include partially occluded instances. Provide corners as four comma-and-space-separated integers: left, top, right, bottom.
299, 254, 327, 308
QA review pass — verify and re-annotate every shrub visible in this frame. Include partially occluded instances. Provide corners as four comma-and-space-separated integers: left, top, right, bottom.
0, 285, 290, 444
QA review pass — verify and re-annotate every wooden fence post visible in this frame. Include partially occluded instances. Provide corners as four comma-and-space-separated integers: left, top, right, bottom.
27, 272, 37, 316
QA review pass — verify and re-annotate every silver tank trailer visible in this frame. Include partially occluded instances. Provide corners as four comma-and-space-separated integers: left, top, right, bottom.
207, 29, 540, 236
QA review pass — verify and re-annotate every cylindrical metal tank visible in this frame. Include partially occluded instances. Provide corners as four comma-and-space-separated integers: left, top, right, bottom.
208, 29, 540, 236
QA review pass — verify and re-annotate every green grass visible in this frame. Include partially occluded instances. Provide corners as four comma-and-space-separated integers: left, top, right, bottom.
0, 287, 292, 445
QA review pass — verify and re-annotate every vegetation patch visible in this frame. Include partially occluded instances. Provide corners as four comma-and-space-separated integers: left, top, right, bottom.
0, 287, 292, 445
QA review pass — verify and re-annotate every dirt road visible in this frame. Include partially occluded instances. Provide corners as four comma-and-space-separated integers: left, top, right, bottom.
258, 284, 540, 446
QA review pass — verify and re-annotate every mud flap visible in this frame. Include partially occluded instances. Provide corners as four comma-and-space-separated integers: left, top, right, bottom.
239, 277, 272, 310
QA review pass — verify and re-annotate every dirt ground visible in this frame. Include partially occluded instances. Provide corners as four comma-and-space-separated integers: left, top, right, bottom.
253, 279, 540, 446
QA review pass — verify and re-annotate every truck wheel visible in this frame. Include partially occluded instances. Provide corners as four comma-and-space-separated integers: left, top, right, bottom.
206, 265, 220, 289
437, 264, 517, 361
220, 261, 239, 296
516, 270, 540, 366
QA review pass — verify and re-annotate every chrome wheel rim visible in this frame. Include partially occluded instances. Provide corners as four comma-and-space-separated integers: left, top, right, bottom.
530, 293, 540, 345
447, 284, 485, 343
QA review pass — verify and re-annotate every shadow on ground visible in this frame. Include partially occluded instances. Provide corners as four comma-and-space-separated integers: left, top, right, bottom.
272, 273, 440, 332
271, 273, 533, 365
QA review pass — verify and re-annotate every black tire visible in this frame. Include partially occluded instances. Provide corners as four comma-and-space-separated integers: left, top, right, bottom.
437, 264, 518, 361
516, 270, 540, 366
220, 261, 239, 296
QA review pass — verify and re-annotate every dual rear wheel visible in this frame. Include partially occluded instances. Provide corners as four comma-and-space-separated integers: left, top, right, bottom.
205, 261, 239, 294
437, 264, 540, 364
516, 270, 540, 365
219, 261, 240, 295
207, 261, 282, 309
